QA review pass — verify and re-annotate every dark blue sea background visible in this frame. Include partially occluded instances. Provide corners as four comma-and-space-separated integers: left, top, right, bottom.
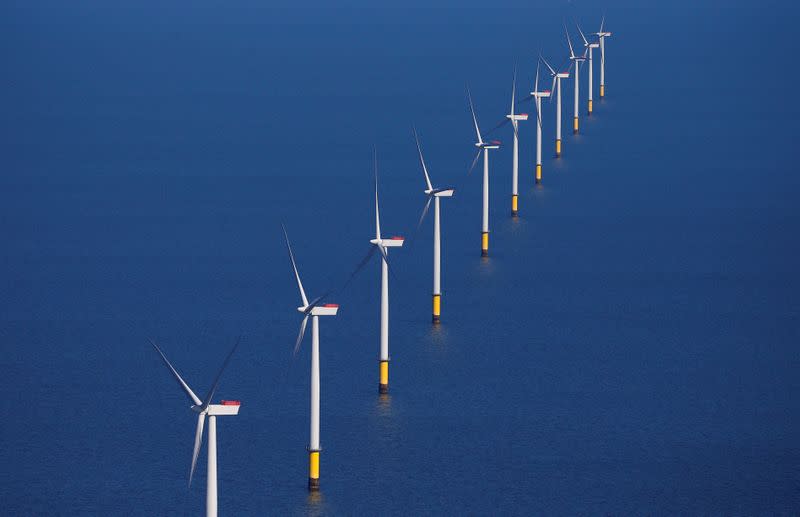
2, 1, 799, 514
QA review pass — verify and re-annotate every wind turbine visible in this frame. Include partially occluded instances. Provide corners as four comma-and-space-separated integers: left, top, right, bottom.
594, 16, 612, 98
506, 68, 528, 216
368, 151, 404, 393
577, 23, 600, 115
530, 61, 551, 184
151, 338, 241, 517
565, 25, 587, 134
467, 88, 501, 257
541, 55, 570, 158
283, 225, 339, 491
413, 128, 454, 323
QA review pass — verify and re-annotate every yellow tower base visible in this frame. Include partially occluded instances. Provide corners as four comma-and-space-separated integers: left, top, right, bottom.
432, 294, 440, 323
535, 164, 542, 184
573, 117, 579, 133
555, 139, 561, 157
588, 99, 593, 115
511, 194, 518, 216
600, 84, 605, 98
481, 232, 489, 257
379, 360, 389, 394
308, 450, 320, 491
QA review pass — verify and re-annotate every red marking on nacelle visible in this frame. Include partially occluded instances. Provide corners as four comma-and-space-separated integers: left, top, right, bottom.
390, 236, 404, 240
221, 400, 241, 406
491, 140, 501, 145
323, 303, 339, 308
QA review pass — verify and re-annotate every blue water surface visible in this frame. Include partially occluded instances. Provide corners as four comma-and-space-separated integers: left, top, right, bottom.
1, 1, 799, 514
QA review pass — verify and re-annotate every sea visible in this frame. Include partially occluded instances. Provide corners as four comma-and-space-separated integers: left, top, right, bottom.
1, 1, 799, 514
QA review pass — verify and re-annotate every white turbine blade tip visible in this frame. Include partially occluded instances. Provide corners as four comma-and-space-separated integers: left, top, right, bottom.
374, 152, 382, 240
467, 87, 483, 143
282, 225, 309, 307
189, 413, 206, 487
293, 315, 309, 356
151, 340, 202, 407
413, 128, 433, 191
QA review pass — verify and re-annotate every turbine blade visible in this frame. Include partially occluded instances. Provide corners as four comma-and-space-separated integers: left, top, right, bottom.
375, 243, 397, 280
151, 339, 202, 407
188, 413, 206, 487
510, 65, 517, 117
560, 55, 573, 73
486, 117, 511, 136
416, 195, 433, 233
413, 127, 434, 191
466, 148, 482, 177
540, 54, 556, 76
340, 246, 378, 293
533, 95, 542, 129
293, 314, 309, 356
303, 286, 335, 315
188, 413, 206, 486
599, 14, 605, 34
576, 23, 589, 46
201, 336, 240, 409
466, 86, 483, 144
374, 148, 381, 240
534, 61, 540, 92
282, 224, 309, 307
565, 24, 575, 58
305, 294, 324, 312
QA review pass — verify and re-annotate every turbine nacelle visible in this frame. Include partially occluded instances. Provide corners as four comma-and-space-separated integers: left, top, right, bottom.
596, 32, 612, 37
476, 140, 501, 149
586, 42, 600, 49
297, 303, 339, 316
531, 90, 552, 99
425, 188, 454, 197
370, 236, 405, 248
506, 113, 529, 121
191, 401, 242, 416
557, 72, 570, 79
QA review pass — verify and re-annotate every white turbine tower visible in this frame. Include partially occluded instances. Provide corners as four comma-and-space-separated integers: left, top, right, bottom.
530, 61, 551, 184
467, 88, 501, 257
541, 55, 570, 158
413, 128, 454, 323
283, 226, 339, 491
595, 16, 612, 99
506, 68, 528, 216
577, 23, 600, 115
565, 26, 587, 134
151, 338, 241, 517
368, 151, 404, 393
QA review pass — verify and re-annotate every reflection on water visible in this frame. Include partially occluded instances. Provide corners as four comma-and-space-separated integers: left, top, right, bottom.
428, 321, 449, 344
370, 392, 401, 440
376, 393, 392, 416
478, 255, 495, 275
304, 491, 325, 517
